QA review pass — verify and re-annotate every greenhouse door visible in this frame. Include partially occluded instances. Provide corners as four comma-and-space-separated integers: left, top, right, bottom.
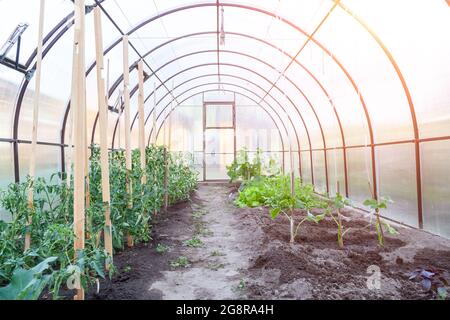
203, 101, 236, 181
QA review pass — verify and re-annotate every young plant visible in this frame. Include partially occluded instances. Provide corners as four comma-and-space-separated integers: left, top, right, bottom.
155, 243, 170, 254
363, 197, 397, 246
329, 193, 352, 248
409, 268, 448, 300
266, 176, 326, 243
183, 237, 203, 248
226, 148, 278, 182
170, 256, 191, 268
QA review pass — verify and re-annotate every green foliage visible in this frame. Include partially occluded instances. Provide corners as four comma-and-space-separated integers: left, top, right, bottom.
0, 257, 57, 300
328, 193, 352, 248
0, 144, 197, 299
155, 243, 170, 254
226, 148, 280, 182
183, 237, 204, 248
363, 197, 397, 246
235, 175, 328, 243
170, 256, 191, 268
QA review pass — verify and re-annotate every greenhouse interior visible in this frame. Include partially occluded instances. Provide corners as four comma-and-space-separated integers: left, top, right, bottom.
0, 0, 450, 302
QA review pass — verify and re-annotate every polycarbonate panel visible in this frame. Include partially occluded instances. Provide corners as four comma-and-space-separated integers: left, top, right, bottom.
375, 144, 418, 228
327, 149, 345, 196
236, 105, 282, 152
0, 142, 13, 221
167, 105, 203, 153
313, 7, 415, 144
312, 150, 327, 195
0, 0, 72, 62
18, 144, 60, 182
300, 151, 312, 184
347, 147, 373, 205
341, 0, 450, 140
205, 129, 234, 154
0, 65, 22, 139
206, 104, 234, 128
421, 140, 450, 238
205, 153, 234, 180
0, 142, 14, 189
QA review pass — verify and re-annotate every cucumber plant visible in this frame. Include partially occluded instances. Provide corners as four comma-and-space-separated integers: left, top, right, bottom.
363, 197, 397, 246
329, 193, 352, 248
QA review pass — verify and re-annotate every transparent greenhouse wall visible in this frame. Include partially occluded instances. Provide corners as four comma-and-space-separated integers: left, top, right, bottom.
0, 0, 449, 240
158, 95, 284, 181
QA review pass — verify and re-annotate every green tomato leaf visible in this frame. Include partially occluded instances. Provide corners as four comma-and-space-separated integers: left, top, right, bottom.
270, 207, 281, 220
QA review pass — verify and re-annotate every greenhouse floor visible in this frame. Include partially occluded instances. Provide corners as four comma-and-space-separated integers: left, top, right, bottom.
89, 183, 450, 300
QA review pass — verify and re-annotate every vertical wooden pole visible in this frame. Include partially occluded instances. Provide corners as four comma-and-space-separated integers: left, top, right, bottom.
25, 0, 45, 251
152, 83, 157, 145
163, 146, 169, 212
138, 60, 147, 184
168, 82, 173, 151
94, 6, 113, 265
123, 36, 133, 247
72, 0, 86, 301
289, 144, 295, 198
152, 83, 158, 217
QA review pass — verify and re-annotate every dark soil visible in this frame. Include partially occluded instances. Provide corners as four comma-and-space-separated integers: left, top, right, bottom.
86, 183, 450, 300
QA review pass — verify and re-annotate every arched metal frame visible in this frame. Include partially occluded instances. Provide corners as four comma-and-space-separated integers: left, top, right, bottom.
107, 60, 314, 184
148, 89, 287, 172
9, 1, 430, 228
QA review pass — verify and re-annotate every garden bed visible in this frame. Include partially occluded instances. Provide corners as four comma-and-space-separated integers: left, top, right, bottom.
85, 183, 450, 300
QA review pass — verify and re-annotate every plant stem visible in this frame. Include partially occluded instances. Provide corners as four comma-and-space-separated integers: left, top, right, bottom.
337, 209, 344, 248
375, 208, 384, 246
290, 214, 295, 243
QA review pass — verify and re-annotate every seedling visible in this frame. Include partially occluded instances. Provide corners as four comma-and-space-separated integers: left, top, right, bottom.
192, 211, 206, 220
123, 266, 132, 273
170, 256, 191, 268
210, 250, 225, 257
156, 243, 170, 254
363, 197, 397, 246
409, 268, 448, 300
329, 193, 352, 248
207, 262, 225, 271
194, 223, 213, 237
238, 279, 246, 290
183, 237, 204, 248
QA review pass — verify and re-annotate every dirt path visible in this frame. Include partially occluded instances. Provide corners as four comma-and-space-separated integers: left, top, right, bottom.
90, 183, 259, 300
90, 183, 450, 300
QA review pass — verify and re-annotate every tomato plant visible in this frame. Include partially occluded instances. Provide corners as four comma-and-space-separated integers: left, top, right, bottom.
226, 148, 279, 182
0, 144, 197, 299
235, 175, 327, 243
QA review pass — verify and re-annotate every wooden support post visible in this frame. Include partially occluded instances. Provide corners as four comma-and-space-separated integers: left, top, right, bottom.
138, 60, 147, 185
25, 0, 45, 251
72, 0, 86, 301
163, 146, 169, 212
289, 146, 295, 198
94, 6, 113, 266
152, 83, 157, 145
123, 35, 133, 248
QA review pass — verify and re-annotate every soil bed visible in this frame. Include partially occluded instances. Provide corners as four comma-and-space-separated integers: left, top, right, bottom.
88, 183, 450, 300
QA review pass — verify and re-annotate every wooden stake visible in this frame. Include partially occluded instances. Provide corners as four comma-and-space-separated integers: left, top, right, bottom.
163, 146, 169, 212
123, 36, 133, 247
138, 60, 147, 184
152, 83, 157, 145
72, 0, 86, 301
94, 7, 113, 266
25, 0, 45, 251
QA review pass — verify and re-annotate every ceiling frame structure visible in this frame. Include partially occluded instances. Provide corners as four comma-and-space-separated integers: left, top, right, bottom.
7, 0, 434, 230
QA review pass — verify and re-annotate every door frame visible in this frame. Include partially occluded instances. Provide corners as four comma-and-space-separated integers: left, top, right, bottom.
202, 99, 236, 181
